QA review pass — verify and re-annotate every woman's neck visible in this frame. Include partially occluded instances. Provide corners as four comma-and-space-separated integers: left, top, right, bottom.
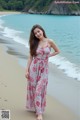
39, 37, 46, 42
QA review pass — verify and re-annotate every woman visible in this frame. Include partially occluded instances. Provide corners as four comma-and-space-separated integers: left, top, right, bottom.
25, 24, 60, 120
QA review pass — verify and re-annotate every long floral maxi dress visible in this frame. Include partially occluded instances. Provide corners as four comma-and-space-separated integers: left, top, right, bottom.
26, 45, 51, 115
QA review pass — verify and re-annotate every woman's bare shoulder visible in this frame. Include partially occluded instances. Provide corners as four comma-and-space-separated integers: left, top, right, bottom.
47, 38, 55, 46
47, 38, 55, 43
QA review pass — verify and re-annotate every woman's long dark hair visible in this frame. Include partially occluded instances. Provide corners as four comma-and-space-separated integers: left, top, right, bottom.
29, 24, 47, 56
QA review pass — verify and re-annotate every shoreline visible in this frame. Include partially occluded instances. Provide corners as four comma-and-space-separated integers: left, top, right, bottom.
0, 11, 80, 82
0, 11, 80, 119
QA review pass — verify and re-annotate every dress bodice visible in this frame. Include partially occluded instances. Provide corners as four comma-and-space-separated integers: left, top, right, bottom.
35, 45, 51, 60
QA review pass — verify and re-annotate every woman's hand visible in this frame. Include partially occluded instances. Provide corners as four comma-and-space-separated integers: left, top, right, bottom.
25, 70, 29, 79
48, 39, 60, 57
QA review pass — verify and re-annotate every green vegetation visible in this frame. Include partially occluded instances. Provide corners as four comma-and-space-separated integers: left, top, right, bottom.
0, 0, 80, 15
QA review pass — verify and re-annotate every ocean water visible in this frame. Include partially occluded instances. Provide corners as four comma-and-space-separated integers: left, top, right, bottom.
0, 13, 80, 81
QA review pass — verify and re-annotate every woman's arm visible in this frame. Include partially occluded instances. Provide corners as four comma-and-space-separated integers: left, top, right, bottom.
25, 53, 33, 79
26, 53, 33, 72
48, 39, 60, 57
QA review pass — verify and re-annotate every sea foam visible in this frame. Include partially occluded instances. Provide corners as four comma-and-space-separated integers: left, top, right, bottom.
49, 56, 80, 81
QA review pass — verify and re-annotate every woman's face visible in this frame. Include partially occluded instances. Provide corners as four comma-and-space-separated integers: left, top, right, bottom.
33, 28, 44, 40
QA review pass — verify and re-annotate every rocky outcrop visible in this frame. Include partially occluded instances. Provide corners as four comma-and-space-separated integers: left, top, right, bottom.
47, 2, 80, 15
27, 1, 80, 15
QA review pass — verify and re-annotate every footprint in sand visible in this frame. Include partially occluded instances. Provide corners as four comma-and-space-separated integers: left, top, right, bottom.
0, 83, 7, 87
4, 99, 8, 102
0, 97, 8, 102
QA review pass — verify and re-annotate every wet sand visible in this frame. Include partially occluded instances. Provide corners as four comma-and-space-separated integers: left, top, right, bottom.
0, 44, 79, 120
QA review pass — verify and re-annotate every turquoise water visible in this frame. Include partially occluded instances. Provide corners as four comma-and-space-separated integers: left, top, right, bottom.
0, 13, 80, 80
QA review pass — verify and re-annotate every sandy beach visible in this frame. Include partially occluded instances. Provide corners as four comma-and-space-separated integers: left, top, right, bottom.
0, 44, 78, 120
0, 11, 80, 120
0, 11, 21, 15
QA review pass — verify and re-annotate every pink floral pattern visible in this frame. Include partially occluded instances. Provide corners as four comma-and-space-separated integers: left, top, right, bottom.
26, 45, 51, 115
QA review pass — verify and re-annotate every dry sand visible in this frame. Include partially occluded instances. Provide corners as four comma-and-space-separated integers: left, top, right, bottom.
0, 11, 79, 120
